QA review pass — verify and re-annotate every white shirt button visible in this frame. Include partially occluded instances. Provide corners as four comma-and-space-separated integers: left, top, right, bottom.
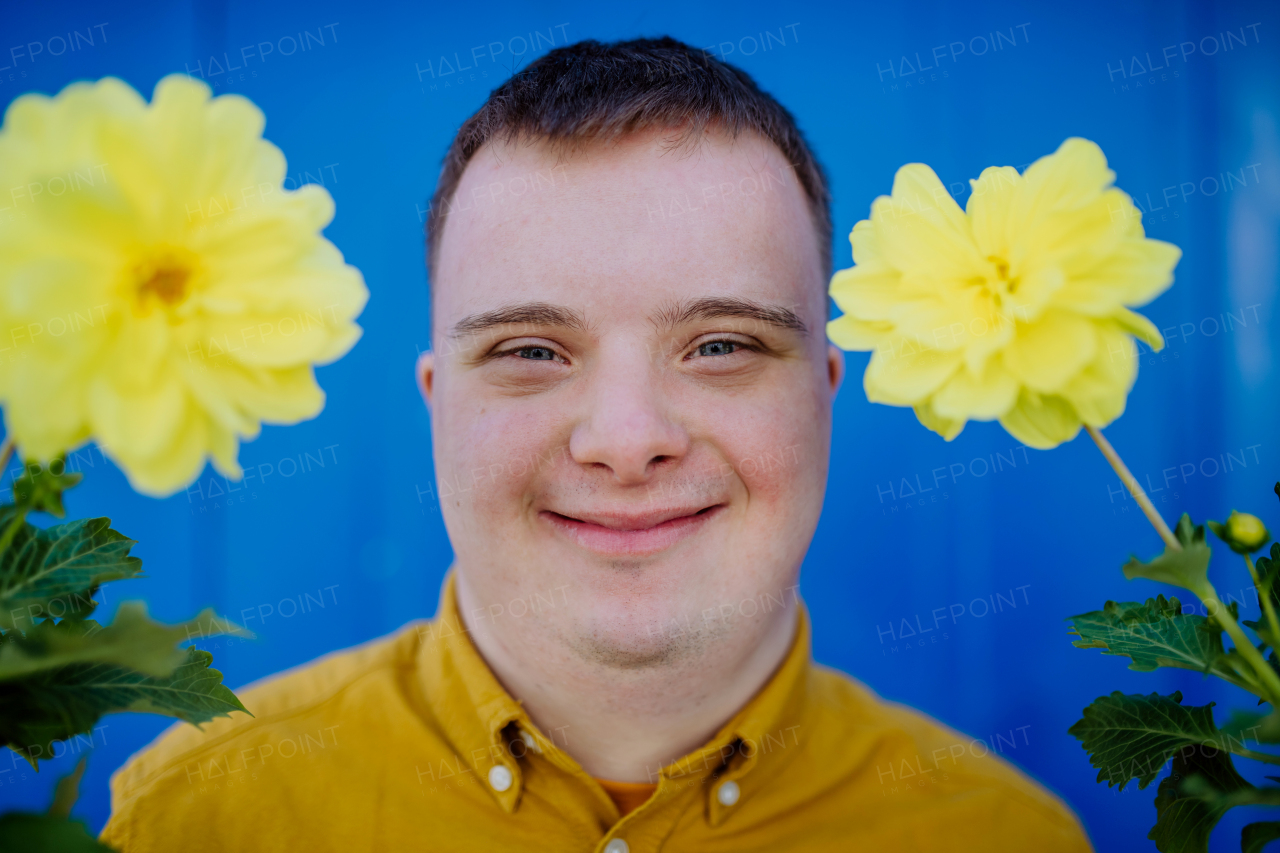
603, 840, 629, 853
520, 730, 542, 754
717, 780, 740, 806
488, 764, 513, 792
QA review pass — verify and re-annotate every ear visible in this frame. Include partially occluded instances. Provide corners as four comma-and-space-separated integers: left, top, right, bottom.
416, 350, 435, 407
826, 344, 845, 398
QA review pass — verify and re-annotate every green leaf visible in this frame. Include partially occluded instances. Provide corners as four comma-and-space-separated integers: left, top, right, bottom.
1123, 515, 1214, 597
1243, 821, 1280, 853
11, 457, 83, 518
1150, 743, 1251, 853
1067, 596, 1243, 686
1068, 691, 1231, 791
0, 812, 115, 852
1247, 542, 1280, 644
0, 603, 250, 680
48, 754, 88, 819
1220, 709, 1280, 746
0, 515, 143, 630
1, 645, 251, 769
1184, 782, 1280, 809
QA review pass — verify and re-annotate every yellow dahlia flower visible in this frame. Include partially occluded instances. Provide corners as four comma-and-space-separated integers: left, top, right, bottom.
827, 138, 1180, 448
0, 75, 367, 495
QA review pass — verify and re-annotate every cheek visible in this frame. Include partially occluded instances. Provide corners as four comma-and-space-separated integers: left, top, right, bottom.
433, 389, 568, 527
703, 390, 829, 513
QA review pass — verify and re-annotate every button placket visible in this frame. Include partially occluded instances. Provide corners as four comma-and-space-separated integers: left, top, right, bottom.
474, 719, 528, 812
488, 764, 513, 792
705, 737, 759, 826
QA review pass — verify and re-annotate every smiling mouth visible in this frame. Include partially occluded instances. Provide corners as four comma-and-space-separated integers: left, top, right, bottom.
540, 504, 726, 557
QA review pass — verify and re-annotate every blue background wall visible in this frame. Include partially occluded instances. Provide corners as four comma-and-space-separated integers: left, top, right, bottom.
1, 1, 1278, 849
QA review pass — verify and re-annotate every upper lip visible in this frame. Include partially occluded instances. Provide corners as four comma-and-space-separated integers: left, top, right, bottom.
547, 505, 721, 531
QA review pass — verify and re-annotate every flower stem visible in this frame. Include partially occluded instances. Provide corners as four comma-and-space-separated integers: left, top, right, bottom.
1201, 589, 1280, 706
1085, 425, 1180, 551
1229, 746, 1280, 766
1246, 553, 1280, 647
0, 507, 27, 557
0, 437, 23, 557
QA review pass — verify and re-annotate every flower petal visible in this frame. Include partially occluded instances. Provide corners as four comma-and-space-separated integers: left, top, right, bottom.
966, 166, 1022, 259
1055, 237, 1181, 315
1112, 307, 1164, 351
913, 400, 965, 441
828, 265, 902, 321
108, 404, 211, 497
873, 164, 985, 277
848, 218, 886, 268
1003, 310, 1097, 392
1013, 138, 1115, 224
87, 371, 187, 460
827, 314, 891, 351
931, 359, 1020, 421
1059, 322, 1137, 426
864, 345, 961, 406
998, 390, 1081, 449
0, 75, 367, 496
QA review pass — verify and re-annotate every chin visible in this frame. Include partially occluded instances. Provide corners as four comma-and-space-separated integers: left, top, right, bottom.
565, 617, 707, 670
561, 585, 740, 671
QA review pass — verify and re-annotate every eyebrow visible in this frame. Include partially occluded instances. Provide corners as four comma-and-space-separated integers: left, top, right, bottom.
449, 302, 589, 339
448, 296, 808, 341
653, 297, 808, 336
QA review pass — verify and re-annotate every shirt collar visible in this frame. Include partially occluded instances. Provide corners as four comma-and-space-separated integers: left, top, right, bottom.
416, 571, 813, 822
416, 572, 530, 813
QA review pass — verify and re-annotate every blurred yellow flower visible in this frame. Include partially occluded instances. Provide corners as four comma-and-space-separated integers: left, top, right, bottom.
0, 75, 367, 495
827, 138, 1180, 448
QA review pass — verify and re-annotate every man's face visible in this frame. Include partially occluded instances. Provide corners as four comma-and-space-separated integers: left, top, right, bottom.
422, 128, 842, 669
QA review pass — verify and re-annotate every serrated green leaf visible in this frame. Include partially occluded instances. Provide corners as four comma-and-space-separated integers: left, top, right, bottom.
0, 812, 115, 852
1123, 515, 1214, 597
1247, 542, 1280, 645
1068, 691, 1223, 790
0, 603, 250, 680
1243, 821, 1280, 853
11, 457, 83, 519
1150, 744, 1251, 853
0, 515, 143, 630
1067, 596, 1243, 686
0, 645, 250, 769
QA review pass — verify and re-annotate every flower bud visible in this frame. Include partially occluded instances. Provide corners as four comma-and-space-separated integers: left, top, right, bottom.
1209, 511, 1271, 554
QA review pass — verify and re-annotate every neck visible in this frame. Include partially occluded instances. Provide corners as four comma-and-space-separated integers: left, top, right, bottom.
453, 573, 799, 783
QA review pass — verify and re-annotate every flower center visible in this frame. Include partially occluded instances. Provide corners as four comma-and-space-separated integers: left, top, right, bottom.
968, 255, 1019, 309
130, 246, 199, 315
989, 256, 1012, 287
140, 265, 189, 303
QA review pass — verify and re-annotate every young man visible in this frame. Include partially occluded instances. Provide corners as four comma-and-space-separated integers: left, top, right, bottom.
101, 38, 1092, 852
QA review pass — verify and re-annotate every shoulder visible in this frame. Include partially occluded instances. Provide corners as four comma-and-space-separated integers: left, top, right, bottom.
790, 664, 1092, 850
100, 621, 427, 846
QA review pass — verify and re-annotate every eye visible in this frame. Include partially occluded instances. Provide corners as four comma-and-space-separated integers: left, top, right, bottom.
695, 340, 740, 357
514, 346, 558, 361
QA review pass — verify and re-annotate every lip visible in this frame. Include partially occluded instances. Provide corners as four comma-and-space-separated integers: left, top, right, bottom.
540, 504, 726, 557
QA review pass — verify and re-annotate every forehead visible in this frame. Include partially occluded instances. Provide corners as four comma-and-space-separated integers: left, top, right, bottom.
432, 128, 823, 330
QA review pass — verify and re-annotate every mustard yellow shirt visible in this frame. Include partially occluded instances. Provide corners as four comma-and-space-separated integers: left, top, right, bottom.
100, 575, 1093, 852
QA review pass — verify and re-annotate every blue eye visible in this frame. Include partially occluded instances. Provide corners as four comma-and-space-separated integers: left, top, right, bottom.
697, 341, 738, 357
516, 346, 557, 360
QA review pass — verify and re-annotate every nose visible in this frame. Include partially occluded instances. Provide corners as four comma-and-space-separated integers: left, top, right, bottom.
568, 357, 690, 485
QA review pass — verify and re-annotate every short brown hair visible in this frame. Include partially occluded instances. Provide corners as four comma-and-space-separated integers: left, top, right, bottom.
425, 36, 832, 282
